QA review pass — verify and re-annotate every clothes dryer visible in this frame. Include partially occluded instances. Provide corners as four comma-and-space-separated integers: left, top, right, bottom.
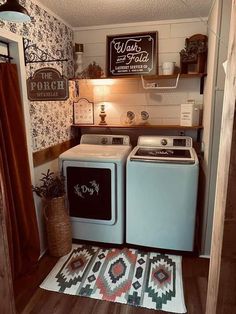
59, 134, 131, 244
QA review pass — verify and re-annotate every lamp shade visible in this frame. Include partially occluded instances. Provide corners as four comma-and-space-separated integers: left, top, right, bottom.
0, 0, 31, 22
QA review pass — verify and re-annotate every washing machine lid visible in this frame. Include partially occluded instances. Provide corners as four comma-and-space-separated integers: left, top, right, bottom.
59, 144, 131, 162
130, 146, 196, 164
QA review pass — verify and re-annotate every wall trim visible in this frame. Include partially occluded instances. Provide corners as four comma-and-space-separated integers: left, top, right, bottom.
73, 17, 208, 31
33, 138, 78, 167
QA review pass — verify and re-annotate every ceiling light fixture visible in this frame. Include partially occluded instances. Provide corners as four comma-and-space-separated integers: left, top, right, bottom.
0, 0, 31, 22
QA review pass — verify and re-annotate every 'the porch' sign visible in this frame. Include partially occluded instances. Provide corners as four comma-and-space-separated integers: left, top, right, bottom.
27, 67, 69, 101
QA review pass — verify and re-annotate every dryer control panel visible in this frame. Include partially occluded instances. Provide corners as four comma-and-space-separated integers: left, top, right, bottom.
81, 134, 130, 146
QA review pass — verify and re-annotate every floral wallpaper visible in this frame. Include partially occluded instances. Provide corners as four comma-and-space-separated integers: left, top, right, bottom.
0, 0, 75, 152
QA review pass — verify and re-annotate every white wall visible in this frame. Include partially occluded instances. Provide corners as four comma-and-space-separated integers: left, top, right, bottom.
74, 18, 207, 73
78, 78, 204, 126
74, 19, 207, 126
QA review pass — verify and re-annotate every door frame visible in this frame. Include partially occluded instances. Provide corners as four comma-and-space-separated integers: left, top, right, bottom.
205, 1, 236, 313
0, 28, 34, 314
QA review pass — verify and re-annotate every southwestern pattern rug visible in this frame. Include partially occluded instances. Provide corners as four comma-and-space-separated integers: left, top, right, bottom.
40, 244, 187, 313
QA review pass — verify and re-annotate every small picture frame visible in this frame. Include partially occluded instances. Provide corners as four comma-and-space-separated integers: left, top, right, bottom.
73, 98, 94, 125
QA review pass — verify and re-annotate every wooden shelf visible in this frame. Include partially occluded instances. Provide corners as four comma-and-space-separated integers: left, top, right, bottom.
72, 124, 203, 143
142, 73, 207, 94
140, 73, 206, 80
70, 73, 207, 93
71, 73, 206, 81
72, 124, 203, 130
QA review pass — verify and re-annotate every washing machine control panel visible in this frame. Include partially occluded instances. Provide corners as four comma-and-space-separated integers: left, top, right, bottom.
161, 139, 168, 146
138, 136, 192, 147
173, 138, 192, 147
160, 138, 192, 147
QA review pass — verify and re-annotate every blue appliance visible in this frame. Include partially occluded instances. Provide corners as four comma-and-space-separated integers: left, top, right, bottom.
126, 136, 199, 251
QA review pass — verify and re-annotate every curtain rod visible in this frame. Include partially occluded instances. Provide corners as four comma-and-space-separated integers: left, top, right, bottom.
0, 53, 13, 61
0, 40, 13, 63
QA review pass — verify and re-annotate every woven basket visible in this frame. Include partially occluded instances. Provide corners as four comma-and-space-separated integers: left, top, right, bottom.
43, 196, 72, 257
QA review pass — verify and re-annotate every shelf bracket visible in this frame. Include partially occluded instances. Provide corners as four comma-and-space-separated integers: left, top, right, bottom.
23, 38, 68, 65
141, 74, 180, 90
200, 76, 205, 94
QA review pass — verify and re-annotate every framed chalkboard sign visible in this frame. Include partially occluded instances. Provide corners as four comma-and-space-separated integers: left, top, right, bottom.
106, 31, 158, 77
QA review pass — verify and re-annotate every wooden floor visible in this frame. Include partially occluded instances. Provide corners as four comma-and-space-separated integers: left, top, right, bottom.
14, 249, 209, 314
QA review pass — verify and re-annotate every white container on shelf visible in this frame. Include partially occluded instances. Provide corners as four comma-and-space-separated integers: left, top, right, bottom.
162, 62, 175, 75
180, 103, 200, 126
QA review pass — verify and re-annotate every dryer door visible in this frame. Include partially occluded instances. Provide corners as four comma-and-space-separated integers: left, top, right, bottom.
63, 160, 116, 225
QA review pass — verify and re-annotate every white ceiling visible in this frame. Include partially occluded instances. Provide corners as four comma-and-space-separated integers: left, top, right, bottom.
35, 0, 213, 28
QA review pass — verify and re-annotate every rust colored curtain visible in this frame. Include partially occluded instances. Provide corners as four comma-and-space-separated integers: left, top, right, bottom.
0, 63, 40, 279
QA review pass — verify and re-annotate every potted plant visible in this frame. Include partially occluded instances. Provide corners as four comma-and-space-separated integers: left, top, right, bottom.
33, 170, 72, 257
81, 61, 104, 79
33, 169, 65, 199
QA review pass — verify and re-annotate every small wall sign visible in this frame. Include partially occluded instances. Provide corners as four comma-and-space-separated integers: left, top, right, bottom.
106, 32, 158, 76
27, 67, 69, 101
73, 98, 94, 125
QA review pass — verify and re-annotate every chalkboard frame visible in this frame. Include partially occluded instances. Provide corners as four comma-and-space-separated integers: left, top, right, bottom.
106, 31, 158, 77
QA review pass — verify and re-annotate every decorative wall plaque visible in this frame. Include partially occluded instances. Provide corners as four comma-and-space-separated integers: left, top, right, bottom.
106, 32, 158, 76
180, 34, 208, 74
73, 98, 94, 125
27, 67, 69, 101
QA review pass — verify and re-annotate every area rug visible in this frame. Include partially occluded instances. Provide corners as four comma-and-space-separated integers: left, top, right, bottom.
40, 244, 187, 313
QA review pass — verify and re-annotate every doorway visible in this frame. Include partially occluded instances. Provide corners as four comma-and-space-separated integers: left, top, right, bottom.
0, 29, 36, 314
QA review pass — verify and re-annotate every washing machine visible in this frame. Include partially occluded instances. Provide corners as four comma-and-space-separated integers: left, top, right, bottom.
59, 134, 131, 244
126, 135, 199, 251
